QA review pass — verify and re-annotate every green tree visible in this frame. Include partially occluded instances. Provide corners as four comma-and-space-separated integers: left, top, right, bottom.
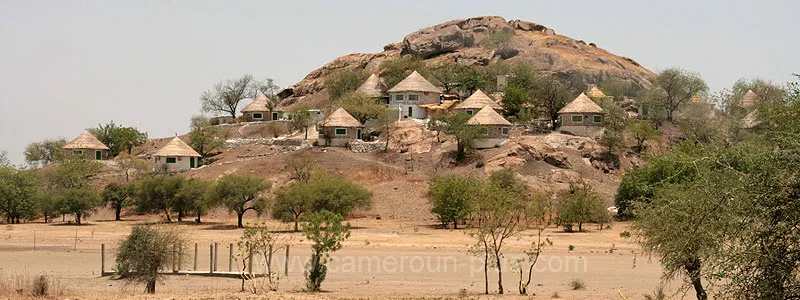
273, 172, 372, 231
532, 77, 573, 129
555, 183, 608, 232
456, 67, 493, 95
302, 210, 351, 292
336, 91, 388, 124
0, 167, 38, 223
24, 138, 66, 167
428, 174, 482, 229
189, 116, 224, 162
133, 175, 184, 223
441, 112, 487, 161
176, 178, 214, 223
324, 69, 369, 100
90, 121, 148, 157
647, 68, 709, 122
288, 105, 314, 140
115, 226, 188, 294
628, 119, 659, 153
37, 191, 60, 223
58, 187, 101, 225
200, 74, 259, 119
103, 182, 133, 221
430, 61, 467, 93
0, 150, 8, 166
43, 158, 103, 190
210, 173, 270, 228
379, 56, 433, 89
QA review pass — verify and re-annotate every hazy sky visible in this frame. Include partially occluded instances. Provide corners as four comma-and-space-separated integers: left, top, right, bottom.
1, 1, 798, 164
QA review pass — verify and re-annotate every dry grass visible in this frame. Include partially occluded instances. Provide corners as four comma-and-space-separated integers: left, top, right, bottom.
0, 270, 67, 298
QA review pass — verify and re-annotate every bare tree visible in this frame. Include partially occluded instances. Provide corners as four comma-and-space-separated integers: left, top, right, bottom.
650, 68, 709, 121
200, 74, 259, 119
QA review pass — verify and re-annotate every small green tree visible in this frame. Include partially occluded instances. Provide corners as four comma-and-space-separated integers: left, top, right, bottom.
237, 223, 292, 293
336, 91, 388, 124
628, 119, 660, 153
324, 69, 369, 100
430, 61, 467, 93
428, 174, 482, 229
532, 77, 573, 129
133, 175, 184, 223
58, 187, 101, 225
0, 167, 38, 223
273, 172, 372, 231
211, 173, 270, 228
556, 183, 608, 232
647, 68, 709, 122
302, 210, 351, 292
441, 112, 487, 162
37, 191, 60, 224
103, 182, 132, 221
90, 121, 148, 157
176, 178, 214, 223
379, 56, 433, 89
288, 105, 314, 140
456, 67, 493, 95
189, 116, 224, 162
24, 138, 66, 167
115, 226, 188, 294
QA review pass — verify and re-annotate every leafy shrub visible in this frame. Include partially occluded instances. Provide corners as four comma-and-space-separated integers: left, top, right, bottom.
569, 278, 585, 290
475, 161, 485, 168
620, 231, 631, 238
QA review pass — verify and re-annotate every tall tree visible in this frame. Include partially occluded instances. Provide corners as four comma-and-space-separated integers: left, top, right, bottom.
103, 182, 133, 221
379, 56, 433, 89
133, 175, 184, 223
200, 74, 259, 119
441, 112, 487, 162
324, 69, 369, 101
555, 183, 608, 232
531, 77, 573, 129
288, 105, 314, 140
24, 138, 66, 167
59, 187, 101, 225
91, 121, 148, 157
0, 167, 38, 223
428, 174, 482, 229
189, 116, 224, 162
273, 172, 372, 231
647, 68, 709, 122
430, 61, 467, 93
211, 173, 270, 228
176, 178, 214, 223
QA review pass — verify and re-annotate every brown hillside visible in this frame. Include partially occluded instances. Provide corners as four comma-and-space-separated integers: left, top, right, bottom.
277, 16, 655, 109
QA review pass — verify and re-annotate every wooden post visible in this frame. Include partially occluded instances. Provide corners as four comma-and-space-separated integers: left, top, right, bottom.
178, 244, 183, 271
284, 245, 289, 276
228, 243, 233, 272
101, 244, 105, 276
171, 245, 176, 273
247, 248, 253, 274
74, 229, 78, 251
193, 243, 198, 271
214, 242, 219, 272
33, 231, 36, 252
209, 244, 214, 274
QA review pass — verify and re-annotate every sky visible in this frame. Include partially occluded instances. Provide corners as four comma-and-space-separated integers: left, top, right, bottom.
1, 0, 798, 164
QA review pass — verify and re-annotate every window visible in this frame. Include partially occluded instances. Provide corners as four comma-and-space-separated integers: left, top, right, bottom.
501, 127, 510, 135
407, 94, 419, 101
571, 115, 583, 122
408, 106, 413, 118
466, 110, 474, 116
72, 150, 82, 155
272, 112, 279, 120
166, 157, 177, 164
593, 115, 602, 123
335, 128, 347, 136
395, 95, 404, 101
252, 113, 263, 119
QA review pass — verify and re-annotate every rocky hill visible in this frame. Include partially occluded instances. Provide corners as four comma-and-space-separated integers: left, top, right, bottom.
277, 16, 656, 108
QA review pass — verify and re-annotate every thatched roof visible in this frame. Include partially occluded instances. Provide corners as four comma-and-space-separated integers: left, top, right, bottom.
742, 110, 761, 128
356, 74, 387, 98
62, 130, 109, 150
154, 137, 201, 157
559, 93, 604, 114
586, 85, 607, 98
741, 90, 759, 109
457, 90, 502, 110
241, 93, 270, 113
386, 71, 441, 93
322, 108, 363, 128
467, 106, 512, 126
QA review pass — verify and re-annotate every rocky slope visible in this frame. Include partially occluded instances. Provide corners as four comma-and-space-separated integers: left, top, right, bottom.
277, 16, 655, 108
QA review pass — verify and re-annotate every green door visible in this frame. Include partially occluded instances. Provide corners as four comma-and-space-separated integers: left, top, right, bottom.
408, 106, 413, 118
190, 157, 195, 168
95, 151, 102, 160
272, 112, 279, 120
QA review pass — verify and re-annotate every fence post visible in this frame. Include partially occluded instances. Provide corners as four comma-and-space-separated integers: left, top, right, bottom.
33, 231, 36, 252
284, 245, 289, 276
74, 229, 78, 251
209, 244, 214, 274
193, 243, 198, 271
178, 244, 183, 271
171, 245, 176, 273
228, 243, 233, 272
214, 242, 219, 272
101, 244, 105, 276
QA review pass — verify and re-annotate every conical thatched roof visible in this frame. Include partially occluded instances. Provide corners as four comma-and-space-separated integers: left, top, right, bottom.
323, 108, 363, 128
457, 90, 502, 110
356, 74, 386, 98
386, 71, 441, 93
467, 106, 512, 126
154, 137, 201, 157
62, 130, 109, 150
586, 85, 607, 98
559, 93, 604, 114
741, 90, 759, 109
241, 93, 270, 112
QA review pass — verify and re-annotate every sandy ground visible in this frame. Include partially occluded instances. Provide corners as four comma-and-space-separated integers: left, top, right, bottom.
0, 211, 667, 300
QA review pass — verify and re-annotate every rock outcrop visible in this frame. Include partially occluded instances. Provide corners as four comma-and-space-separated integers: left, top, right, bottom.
278, 16, 655, 109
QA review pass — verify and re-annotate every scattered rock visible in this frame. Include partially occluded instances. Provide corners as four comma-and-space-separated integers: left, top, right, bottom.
544, 152, 571, 168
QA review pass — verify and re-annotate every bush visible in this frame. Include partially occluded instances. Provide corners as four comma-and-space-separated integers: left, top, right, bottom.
115, 226, 188, 294
619, 231, 631, 238
475, 161, 485, 168
31, 274, 48, 297
569, 278, 585, 290
568, 244, 575, 251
